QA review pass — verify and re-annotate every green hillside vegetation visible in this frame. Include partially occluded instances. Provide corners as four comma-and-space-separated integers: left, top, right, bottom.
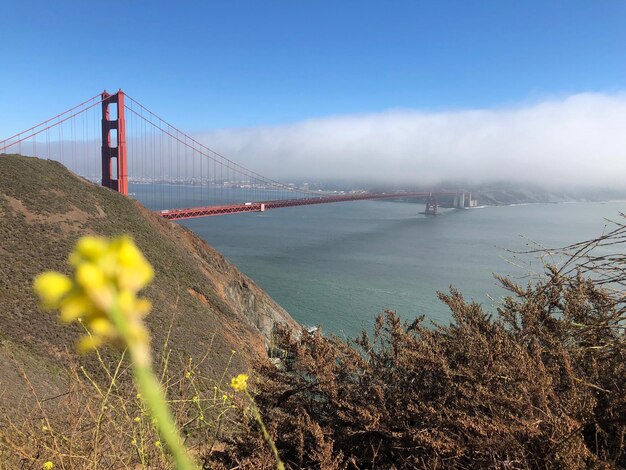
0, 154, 297, 467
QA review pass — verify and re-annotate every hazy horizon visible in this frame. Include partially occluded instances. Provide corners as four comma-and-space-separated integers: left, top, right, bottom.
194, 92, 626, 190
3, 3, 626, 193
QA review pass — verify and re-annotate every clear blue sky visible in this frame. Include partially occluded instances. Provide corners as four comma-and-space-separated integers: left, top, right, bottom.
1, 0, 625, 136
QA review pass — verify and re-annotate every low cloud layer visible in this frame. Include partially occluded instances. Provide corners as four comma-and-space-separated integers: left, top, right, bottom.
197, 93, 626, 188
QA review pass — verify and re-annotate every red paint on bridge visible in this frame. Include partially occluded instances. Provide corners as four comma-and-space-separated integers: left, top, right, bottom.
158, 191, 463, 220
0, 89, 473, 220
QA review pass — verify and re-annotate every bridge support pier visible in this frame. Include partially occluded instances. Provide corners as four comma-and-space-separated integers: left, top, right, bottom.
453, 192, 466, 209
101, 90, 128, 195
425, 193, 438, 215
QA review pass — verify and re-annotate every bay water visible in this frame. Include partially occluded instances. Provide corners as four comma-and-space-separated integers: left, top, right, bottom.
132, 185, 624, 338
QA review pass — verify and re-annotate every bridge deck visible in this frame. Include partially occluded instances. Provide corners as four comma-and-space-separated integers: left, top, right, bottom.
157, 191, 462, 220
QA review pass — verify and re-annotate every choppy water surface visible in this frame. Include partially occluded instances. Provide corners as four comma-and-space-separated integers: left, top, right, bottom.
132, 185, 624, 338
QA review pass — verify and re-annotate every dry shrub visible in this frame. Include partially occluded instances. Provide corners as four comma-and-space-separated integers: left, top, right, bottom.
213, 220, 626, 469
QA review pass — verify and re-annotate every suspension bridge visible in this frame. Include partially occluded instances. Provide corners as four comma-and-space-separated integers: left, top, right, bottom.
0, 90, 471, 220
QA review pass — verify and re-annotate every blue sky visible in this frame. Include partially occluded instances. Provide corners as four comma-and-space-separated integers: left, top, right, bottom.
2, 1, 626, 186
2, 1, 625, 133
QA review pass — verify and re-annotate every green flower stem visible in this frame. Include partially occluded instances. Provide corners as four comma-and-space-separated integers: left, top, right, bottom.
245, 390, 285, 470
108, 303, 197, 470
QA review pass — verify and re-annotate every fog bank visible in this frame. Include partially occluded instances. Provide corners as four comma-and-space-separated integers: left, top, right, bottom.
196, 93, 626, 188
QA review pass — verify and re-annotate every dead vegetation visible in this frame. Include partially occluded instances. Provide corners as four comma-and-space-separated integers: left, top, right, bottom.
212, 218, 626, 469
1, 155, 624, 468
0, 332, 243, 469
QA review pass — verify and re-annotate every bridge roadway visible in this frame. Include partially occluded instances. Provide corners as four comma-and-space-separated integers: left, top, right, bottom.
157, 191, 463, 220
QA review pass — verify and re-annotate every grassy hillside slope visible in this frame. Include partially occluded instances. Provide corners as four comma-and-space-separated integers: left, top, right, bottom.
0, 154, 298, 412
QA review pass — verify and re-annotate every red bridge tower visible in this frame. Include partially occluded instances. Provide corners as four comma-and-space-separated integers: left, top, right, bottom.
101, 90, 128, 195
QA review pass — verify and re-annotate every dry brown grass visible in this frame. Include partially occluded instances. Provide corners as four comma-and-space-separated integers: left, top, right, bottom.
0, 329, 242, 469
2, 155, 624, 468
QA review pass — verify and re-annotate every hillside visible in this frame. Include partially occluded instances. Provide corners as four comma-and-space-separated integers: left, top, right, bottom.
471, 182, 626, 206
0, 154, 299, 413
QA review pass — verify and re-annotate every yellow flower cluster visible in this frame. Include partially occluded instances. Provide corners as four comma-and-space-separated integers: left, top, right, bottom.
231, 373, 249, 392
34, 236, 154, 353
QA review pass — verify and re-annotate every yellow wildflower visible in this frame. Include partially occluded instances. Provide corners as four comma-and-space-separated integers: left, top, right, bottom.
34, 273, 72, 309
33, 235, 153, 354
77, 335, 105, 353
115, 236, 154, 291
69, 235, 108, 265
231, 373, 249, 392
43, 462, 54, 470
34, 236, 197, 470
155, 440, 162, 449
